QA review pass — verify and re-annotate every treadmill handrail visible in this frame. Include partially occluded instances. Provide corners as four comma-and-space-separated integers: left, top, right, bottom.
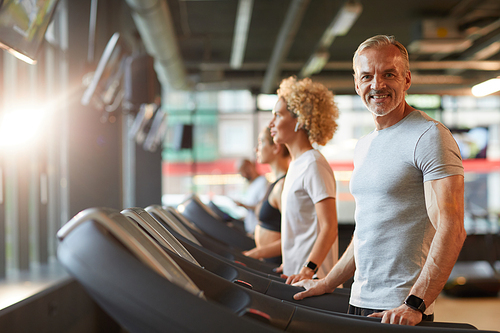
145, 205, 201, 245
166, 205, 205, 234
189, 194, 225, 221
58, 207, 204, 298
121, 207, 201, 267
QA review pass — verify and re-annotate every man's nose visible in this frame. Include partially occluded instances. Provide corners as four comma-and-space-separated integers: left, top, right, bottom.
371, 75, 386, 90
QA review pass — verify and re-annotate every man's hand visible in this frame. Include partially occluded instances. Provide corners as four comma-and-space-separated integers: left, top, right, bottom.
292, 278, 330, 300
368, 304, 423, 326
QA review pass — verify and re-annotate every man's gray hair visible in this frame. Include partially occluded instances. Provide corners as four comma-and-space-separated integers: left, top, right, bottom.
353, 35, 409, 75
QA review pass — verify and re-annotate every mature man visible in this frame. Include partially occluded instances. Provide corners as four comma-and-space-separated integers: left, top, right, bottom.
234, 158, 268, 234
292, 35, 466, 326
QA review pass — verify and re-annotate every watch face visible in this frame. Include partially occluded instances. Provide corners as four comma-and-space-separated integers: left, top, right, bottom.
405, 295, 425, 312
307, 261, 317, 270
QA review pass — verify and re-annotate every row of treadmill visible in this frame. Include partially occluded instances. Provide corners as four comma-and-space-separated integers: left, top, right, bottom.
57, 194, 499, 333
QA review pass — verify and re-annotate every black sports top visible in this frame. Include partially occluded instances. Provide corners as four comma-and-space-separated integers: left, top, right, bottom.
258, 175, 285, 232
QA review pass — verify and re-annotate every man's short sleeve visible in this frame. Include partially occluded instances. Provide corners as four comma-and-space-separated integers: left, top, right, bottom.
415, 123, 464, 182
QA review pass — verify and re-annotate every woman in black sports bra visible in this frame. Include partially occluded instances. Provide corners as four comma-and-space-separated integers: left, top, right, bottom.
243, 127, 290, 264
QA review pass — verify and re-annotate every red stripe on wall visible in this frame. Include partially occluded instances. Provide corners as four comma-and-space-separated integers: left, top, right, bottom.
163, 159, 500, 176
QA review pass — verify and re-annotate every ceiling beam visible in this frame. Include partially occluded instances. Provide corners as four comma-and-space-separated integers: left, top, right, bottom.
125, 0, 190, 90
410, 60, 500, 71
261, 0, 311, 94
186, 60, 500, 71
446, 19, 500, 75
194, 74, 472, 95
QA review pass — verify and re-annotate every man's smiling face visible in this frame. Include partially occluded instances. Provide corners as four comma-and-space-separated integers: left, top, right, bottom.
354, 45, 411, 117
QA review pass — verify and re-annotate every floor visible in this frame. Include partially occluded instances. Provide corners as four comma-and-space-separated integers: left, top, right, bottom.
434, 294, 500, 331
0, 259, 69, 311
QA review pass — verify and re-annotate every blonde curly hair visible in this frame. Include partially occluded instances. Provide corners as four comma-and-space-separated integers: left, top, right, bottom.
277, 76, 339, 146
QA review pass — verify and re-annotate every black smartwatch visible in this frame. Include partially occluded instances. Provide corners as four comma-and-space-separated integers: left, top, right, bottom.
404, 295, 426, 313
304, 261, 318, 273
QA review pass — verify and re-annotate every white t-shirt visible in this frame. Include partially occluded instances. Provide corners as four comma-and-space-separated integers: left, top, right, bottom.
349, 110, 463, 314
242, 175, 268, 233
281, 149, 338, 278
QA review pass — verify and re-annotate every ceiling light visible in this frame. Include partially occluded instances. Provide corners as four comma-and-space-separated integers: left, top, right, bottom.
301, 51, 330, 77
230, 0, 254, 69
318, 0, 363, 49
323, 0, 363, 45
471, 77, 500, 97
2, 47, 37, 64
301, 0, 362, 77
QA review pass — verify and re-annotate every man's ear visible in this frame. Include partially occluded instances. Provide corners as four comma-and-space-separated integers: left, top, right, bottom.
353, 74, 361, 96
404, 70, 412, 92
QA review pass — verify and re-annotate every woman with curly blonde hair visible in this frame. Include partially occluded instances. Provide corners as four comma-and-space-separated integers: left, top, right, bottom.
269, 76, 339, 284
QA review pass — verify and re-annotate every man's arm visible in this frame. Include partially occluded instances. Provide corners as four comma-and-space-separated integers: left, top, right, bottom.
369, 175, 466, 325
293, 238, 355, 299
285, 197, 338, 284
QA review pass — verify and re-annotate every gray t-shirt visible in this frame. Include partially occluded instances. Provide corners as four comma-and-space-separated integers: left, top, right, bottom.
349, 110, 463, 313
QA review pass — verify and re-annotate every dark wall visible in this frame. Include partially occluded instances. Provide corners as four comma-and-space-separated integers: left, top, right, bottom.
66, 0, 127, 216
64, 0, 162, 216
135, 144, 162, 207
68, 106, 123, 215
